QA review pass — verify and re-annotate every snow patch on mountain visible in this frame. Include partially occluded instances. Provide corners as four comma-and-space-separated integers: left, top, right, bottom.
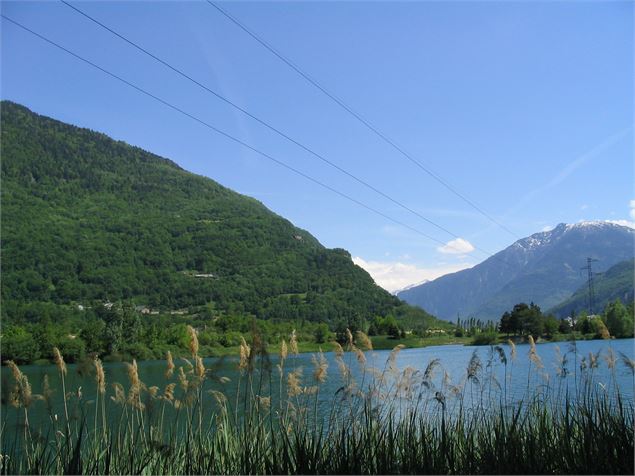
394, 279, 429, 295
513, 221, 633, 253
565, 220, 619, 231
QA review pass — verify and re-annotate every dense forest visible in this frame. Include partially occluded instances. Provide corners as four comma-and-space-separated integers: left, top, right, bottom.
1, 101, 445, 363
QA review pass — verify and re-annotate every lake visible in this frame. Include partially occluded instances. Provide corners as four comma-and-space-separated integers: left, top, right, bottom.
2, 338, 634, 437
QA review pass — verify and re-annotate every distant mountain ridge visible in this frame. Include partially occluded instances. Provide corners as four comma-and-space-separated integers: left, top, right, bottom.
398, 222, 635, 320
549, 258, 634, 318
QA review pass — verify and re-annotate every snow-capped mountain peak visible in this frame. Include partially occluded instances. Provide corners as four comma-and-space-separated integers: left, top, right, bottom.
398, 220, 634, 320
394, 279, 429, 295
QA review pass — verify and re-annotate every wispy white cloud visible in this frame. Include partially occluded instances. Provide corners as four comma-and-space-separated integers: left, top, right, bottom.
471, 127, 633, 241
629, 199, 635, 220
353, 257, 473, 293
541, 225, 555, 232
436, 237, 475, 255
542, 127, 632, 190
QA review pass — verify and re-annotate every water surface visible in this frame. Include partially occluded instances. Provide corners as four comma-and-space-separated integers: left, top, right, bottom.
2, 338, 633, 436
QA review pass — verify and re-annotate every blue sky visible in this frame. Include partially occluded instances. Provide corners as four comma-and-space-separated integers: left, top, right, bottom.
2, 1, 633, 292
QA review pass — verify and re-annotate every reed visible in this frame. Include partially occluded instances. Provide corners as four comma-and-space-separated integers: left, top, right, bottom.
1, 335, 633, 475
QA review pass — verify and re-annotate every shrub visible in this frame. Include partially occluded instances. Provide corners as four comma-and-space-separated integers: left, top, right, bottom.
1, 326, 40, 364
471, 331, 498, 345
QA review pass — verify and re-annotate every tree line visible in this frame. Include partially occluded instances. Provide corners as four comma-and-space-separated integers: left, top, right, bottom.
497, 299, 634, 339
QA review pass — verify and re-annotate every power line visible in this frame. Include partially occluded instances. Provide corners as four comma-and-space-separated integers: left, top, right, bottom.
3, 14, 524, 275
1, 14, 458, 253
60, 0, 496, 258
207, 1, 520, 240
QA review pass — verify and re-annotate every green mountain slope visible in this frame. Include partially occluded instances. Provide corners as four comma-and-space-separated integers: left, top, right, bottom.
1, 101, 439, 336
549, 259, 634, 318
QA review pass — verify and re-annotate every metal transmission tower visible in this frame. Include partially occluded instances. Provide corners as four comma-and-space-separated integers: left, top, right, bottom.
581, 258, 599, 315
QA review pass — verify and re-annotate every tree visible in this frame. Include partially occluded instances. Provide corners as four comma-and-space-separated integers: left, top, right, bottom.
168, 324, 192, 349
32, 318, 57, 360
577, 316, 592, 334
543, 315, 559, 338
499, 312, 512, 335
103, 306, 124, 354
499, 302, 548, 338
2, 326, 40, 364
314, 323, 330, 344
383, 315, 401, 339
558, 318, 572, 334
56, 335, 86, 363
604, 299, 633, 338
509, 304, 526, 335
80, 318, 106, 355
334, 321, 350, 345
523, 303, 544, 337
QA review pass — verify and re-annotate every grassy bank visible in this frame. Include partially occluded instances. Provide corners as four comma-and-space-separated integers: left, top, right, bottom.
2, 330, 633, 475
370, 333, 472, 350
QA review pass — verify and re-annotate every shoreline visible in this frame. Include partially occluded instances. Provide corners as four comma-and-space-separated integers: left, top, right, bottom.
18, 332, 626, 368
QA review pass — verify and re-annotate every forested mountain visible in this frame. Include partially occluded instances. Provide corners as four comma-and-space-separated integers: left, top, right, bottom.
1, 101, 440, 356
549, 259, 634, 318
398, 222, 634, 321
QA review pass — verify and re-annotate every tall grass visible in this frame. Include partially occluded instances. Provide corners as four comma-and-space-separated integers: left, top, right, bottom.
1, 331, 633, 475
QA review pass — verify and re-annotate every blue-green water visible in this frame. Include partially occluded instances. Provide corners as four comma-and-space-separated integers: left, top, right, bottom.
2, 338, 634, 436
